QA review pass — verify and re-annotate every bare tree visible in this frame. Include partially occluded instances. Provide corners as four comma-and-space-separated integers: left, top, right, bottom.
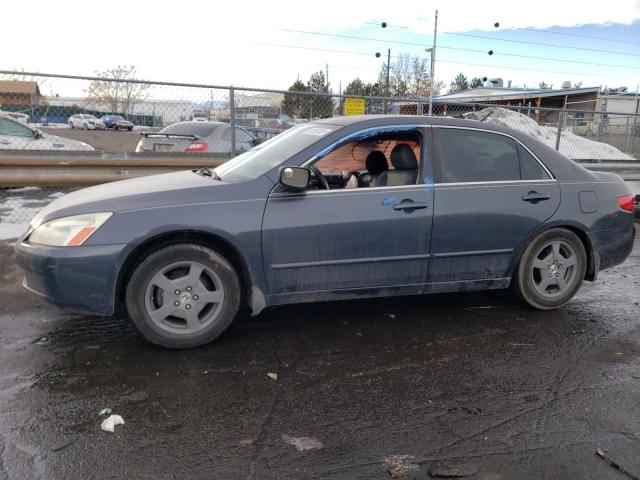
86, 66, 149, 115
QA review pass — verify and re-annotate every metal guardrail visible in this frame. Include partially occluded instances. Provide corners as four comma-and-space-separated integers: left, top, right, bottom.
0, 152, 227, 186
0, 153, 638, 188
578, 162, 640, 181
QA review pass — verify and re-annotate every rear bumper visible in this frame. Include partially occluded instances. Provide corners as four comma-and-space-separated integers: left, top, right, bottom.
591, 222, 635, 272
15, 242, 128, 316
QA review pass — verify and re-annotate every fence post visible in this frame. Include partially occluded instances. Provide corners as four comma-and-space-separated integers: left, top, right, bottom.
229, 86, 236, 156
555, 110, 565, 151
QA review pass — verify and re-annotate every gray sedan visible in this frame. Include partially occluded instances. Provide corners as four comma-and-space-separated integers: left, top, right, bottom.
135, 121, 257, 154
15, 115, 636, 349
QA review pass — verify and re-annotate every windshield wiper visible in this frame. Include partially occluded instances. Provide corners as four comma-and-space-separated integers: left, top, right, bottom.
195, 167, 221, 180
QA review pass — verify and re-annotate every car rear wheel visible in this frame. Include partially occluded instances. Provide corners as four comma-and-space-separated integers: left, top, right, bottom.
514, 228, 586, 310
125, 244, 241, 348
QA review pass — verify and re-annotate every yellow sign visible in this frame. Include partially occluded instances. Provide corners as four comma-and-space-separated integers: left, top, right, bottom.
344, 97, 365, 116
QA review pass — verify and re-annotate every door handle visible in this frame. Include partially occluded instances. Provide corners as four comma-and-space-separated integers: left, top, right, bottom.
522, 191, 551, 203
392, 200, 429, 211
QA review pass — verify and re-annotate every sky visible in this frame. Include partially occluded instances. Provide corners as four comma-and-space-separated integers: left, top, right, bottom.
2, 0, 639, 99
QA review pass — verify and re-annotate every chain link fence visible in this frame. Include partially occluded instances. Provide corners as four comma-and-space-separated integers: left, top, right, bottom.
1, 71, 638, 238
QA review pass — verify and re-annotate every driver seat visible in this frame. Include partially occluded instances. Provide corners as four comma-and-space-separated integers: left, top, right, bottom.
375, 144, 418, 187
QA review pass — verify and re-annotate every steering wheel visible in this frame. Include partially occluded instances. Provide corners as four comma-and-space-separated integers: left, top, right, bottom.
310, 166, 330, 190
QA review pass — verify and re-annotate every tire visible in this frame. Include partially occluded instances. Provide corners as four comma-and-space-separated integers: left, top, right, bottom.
128, 126, 133, 131
514, 228, 586, 310
125, 244, 241, 348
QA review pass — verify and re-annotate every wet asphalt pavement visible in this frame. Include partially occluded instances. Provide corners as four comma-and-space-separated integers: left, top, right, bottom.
1, 237, 640, 480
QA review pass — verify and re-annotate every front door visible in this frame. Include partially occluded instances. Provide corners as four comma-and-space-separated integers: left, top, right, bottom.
429, 127, 560, 285
261, 127, 434, 297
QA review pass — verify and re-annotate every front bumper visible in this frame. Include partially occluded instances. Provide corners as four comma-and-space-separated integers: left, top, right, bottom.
15, 241, 128, 316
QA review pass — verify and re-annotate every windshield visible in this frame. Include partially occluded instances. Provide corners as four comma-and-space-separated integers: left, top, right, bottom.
214, 124, 338, 183
161, 122, 221, 137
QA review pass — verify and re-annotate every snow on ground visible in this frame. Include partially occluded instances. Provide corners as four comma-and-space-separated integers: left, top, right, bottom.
0, 189, 66, 240
463, 107, 635, 162
0, 223, 27, 240
5, 187, 42, 193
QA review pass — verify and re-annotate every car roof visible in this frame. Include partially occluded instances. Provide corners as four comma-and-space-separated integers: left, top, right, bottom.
312, 114, 503, 129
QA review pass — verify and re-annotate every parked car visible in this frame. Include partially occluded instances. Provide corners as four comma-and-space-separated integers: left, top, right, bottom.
0, 111, 30, 124
68, 114, 106, 130
15, 115, 635, 348
0, 115, 93, 150
135, 121, 257, 153
100, 115, 134, 131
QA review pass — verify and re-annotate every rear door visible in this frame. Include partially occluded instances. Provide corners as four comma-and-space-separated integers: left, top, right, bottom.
429, 126, 560, 284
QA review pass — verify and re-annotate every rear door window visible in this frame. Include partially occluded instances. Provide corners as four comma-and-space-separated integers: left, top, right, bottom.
438, 128, 520, 183
518, 144, 550, 180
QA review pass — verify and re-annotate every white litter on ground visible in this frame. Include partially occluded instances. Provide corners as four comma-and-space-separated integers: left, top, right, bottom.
6, 187, 42, 193
0, 223, 27, 240
281, 434, 323, 451
100, 414, 125, 432
463, 107, 635, 162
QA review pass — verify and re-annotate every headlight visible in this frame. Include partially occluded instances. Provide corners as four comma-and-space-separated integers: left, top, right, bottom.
28, 212, 113, 247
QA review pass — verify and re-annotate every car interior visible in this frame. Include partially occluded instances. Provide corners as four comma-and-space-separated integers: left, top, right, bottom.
309, 131, 422, 190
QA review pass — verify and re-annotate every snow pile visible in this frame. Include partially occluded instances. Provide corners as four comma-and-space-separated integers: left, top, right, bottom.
463, 107, 634, 162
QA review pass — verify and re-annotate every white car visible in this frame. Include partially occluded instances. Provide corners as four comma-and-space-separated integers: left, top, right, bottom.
68, 114, 106, 130
0, 111, 30, 124
0, 115, 93, 150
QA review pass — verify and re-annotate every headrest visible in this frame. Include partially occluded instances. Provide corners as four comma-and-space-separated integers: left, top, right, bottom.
390, 144, 418, 170
365, 151, 389, 175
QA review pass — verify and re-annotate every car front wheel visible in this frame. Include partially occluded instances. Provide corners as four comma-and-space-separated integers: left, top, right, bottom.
514, 228, 586, 310
125, 244, 241, 348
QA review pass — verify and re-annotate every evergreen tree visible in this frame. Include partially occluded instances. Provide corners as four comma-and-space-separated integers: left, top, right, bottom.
449, 73, 470, 93
281, 79, 308, 118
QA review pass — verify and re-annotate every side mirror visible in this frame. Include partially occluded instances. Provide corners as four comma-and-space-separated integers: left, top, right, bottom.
279, 166, 310, 190
33, 129, 43, 139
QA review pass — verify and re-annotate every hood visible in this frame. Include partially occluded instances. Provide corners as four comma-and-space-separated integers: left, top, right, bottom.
32, 170, 236, 224
39, 132, 94, 151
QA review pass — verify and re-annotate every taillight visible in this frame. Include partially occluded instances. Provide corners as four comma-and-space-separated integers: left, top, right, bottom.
185, 142, 208, 152
617, 194, 635, 212
135, 139, 144, 152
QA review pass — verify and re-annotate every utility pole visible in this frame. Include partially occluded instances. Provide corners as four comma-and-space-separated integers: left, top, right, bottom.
326, 63, 329, 87
386, 49, 391, 97
428, 9, 438, 116
386, 48, 391, 113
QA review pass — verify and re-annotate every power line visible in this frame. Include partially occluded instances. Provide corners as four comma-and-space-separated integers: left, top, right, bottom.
442, 31, 640, 58
281, 28, 640, 69
364, 17, 640, 46
256, 41, 624, 80
436, 58, 614, 78
254, 42, 372, 57
521, 27, 640, 45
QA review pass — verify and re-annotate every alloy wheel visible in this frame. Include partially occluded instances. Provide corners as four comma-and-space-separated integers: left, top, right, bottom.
144, 261, 225, 335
